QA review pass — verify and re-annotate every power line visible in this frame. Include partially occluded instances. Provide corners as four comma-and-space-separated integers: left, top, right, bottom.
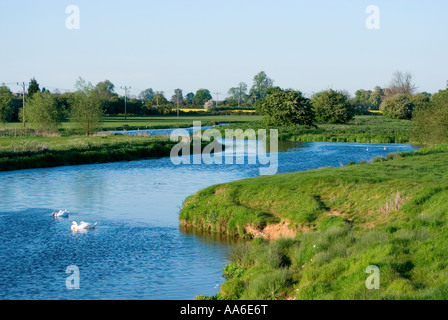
16, 82, 29, 127
213, 92, 221, 108
120, 86, 131, 120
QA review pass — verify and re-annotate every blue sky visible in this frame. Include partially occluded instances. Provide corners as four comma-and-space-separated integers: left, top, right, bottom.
0, 0, 447, 98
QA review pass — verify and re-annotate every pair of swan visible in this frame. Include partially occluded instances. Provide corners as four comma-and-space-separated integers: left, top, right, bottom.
51, 209, 97, 232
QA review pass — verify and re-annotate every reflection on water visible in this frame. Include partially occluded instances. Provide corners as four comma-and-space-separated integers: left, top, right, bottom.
0, 141, 418, 299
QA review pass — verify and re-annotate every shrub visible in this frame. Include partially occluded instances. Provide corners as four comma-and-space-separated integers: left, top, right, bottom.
311, 89, 355, 124
380, 94, 414, 119
257, 88, 315, 126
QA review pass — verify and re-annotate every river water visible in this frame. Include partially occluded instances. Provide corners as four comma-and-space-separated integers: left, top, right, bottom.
0, 141, 418, 300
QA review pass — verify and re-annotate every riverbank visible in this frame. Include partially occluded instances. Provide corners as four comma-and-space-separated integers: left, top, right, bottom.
220, 115, 413, 143
0, 135, 188, 171
0, 115, 413, 171
181, 143, 448, 299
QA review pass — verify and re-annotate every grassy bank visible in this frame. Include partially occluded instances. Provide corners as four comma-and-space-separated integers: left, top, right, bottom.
220, 115, 413, 143
180, 144, 448, 299
0, 135, 187, 171
0, 114, 263, 136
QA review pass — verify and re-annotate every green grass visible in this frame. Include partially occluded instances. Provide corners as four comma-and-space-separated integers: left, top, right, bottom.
220, 115, 414, 143
0, 114, 263, 134
183, 144, 448, 300
0, 135, 182, 171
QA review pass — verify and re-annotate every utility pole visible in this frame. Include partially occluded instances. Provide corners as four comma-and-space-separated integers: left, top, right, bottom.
213, 92, 221, 109
120, 86, 131, 120
17, 82, 28, 127
176, 91, 180, 118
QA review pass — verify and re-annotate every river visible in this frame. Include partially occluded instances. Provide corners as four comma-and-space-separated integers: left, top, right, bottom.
0, 141, 418, 300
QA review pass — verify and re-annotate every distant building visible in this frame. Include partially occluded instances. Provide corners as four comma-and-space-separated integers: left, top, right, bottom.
13, 91, 25, 97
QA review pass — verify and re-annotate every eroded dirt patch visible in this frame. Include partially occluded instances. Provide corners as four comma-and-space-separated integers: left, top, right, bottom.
245, 219, 300, 240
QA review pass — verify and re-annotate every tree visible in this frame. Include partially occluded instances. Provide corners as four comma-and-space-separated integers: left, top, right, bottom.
248, 71, 274, 104
311, 89, 355, 124
387, 71, 417, 96
193, 89, 212, 106
413, 85, 448, 144
380, 94, 414, 119
25, 91, 60, 131
70, 77, 104, 135
0, 85, 13, 122
258, 87, 314, 126
28, 78, 40, 98
171, 89, 183, 105
185, 92, 194, 105
411, 93, 431, 112
227, 82, 248, 108
139, 88, 155, 101
353, 89, 373, 114
95, 80, 116, 99
153, 91, 168, 107
369, 86, 385, 109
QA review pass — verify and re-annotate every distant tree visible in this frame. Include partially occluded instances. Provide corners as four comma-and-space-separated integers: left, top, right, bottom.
353, 89, 373, 114
413, 85, 448, 144
106, 96, 124, 115
380, 94, 414, 119
70, 77, 104, 135
248, 71, 274, 104
204, 99, 214, 110
311, 89, 355, 124
352, 86, 385, 114
171, 89, 183, 105
28, 78, 40, 98
95, 80, 116, 99
387, 71, 417, 96
0, 85, 13, 122
25, 91, 60, 131
227, 82, 248, 108
430, 86, 448, 107
139, 88, 155, 101
153, 91, 168, 108
193, 89, 212, 106
185, 92, 194, 105
369, 86, 385, 109
258, 87, 314, 126
411, 93, 432, 112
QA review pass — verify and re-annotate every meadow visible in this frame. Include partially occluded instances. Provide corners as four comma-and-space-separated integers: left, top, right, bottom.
182, 144, 448, 300
0, 114, 263, 135
221, 115, 414, 144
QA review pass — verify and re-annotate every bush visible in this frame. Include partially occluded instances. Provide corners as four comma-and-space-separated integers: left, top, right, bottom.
380, 94, 414, 119
413, 88, 448, 144
311, 89, 355, 124
257, 88, 314, 126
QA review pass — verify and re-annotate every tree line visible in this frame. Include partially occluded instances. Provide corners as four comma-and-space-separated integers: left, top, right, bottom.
1, 71, 447, 141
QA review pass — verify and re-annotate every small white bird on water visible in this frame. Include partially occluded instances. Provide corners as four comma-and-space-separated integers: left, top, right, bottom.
71, 221, 97, 232
52, 209, 69, 218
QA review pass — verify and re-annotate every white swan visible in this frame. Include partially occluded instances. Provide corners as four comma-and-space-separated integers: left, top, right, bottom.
71, 221, 97, 232
52, 209, 69, 218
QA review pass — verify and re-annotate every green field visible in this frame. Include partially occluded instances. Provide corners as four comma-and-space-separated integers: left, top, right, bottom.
0, 114, 263, 133
0, 135, 180, 171
221, 115, 414, 144
181, 144, 448, 299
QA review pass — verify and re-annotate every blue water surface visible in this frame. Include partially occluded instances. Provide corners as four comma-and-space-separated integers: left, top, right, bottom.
0, 141, 418, 300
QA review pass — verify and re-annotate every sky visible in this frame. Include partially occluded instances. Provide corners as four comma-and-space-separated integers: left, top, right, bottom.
0, 0, 447, 99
